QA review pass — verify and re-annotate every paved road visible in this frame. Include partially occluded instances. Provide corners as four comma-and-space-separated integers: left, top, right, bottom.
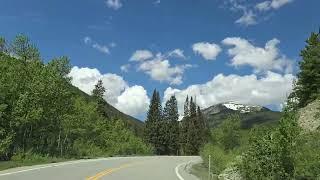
0, 156, 201, 180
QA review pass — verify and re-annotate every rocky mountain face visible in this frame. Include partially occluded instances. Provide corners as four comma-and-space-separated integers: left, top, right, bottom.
202, 102, 281, 129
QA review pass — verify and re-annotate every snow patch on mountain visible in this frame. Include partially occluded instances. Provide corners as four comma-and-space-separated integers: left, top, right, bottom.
222, 102, 263, 113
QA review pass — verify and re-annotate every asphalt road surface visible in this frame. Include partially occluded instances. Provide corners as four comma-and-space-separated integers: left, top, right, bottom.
0, 156, 201, 180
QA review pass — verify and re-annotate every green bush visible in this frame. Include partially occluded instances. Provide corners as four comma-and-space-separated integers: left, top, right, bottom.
200, 143, 237, 175
294, 132, 320, 178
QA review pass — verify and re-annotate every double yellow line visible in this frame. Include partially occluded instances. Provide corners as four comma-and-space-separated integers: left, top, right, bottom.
86, 162, 139, 180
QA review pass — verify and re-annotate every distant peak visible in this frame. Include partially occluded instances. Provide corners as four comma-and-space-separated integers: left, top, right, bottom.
222, 102, 263, 113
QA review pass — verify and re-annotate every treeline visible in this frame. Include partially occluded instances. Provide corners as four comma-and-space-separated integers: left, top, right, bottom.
144, 90, 209, 155
0, 35, 153, 161
199, 31, 320, 179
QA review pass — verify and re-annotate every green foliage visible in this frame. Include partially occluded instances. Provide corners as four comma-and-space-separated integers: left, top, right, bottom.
200, 143, 237, 175
213, 115, 241, 151
92, 80, 106, 100
163, 96, 179, 155
144, 89, 164, 154
0, 35, 152, 163
294, 132, 320, 179
180, 97, 209, 155
11, 34, 41, 61
0, 37, 6, 53
239, 110, 299, 180
294, 32, 320, 107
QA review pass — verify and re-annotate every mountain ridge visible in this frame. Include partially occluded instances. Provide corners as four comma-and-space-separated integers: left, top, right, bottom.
202, 102, 281, 129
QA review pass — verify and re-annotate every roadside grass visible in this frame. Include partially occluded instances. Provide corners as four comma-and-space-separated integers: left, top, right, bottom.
0, 156, 72, 171
190, 163, 219, 180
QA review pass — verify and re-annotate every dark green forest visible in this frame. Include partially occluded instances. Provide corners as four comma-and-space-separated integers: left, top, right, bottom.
144, 92, 210, 155
0, 35, 153, 165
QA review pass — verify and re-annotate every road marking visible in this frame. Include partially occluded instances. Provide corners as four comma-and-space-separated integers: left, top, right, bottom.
0, 157, 130, 176
175, 162, 187, 180
86, 162, 138, 180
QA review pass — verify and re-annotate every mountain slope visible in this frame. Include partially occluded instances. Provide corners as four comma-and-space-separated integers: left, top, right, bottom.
70, 85, 144, 136
202, 102, 281, 129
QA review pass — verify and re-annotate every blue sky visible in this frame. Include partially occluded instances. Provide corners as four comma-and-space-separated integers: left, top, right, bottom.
1, 0, 319, 119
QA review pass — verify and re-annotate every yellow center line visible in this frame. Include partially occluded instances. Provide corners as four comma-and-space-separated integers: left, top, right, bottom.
85, 161, 144, 180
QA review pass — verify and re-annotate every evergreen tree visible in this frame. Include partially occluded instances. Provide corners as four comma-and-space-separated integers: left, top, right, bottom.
92, 80, 106, 100
197, 106, 209, 145
294, 32, 320, 107
144, 89, 164, 154
92, 80, 107, 116
179, 96, 190, 155
184, 96, 190, 117
189, 97, 197, 117
163, 96, 179, 155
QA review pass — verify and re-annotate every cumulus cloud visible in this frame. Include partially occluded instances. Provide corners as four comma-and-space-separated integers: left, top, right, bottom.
192, 42, 222, 60
129, 49, 193, 85
115, 86, 150, 116
130, 50, 154, 62
163, 71, 295, 117
83, 36, 110, 54
256, 0, 293, 11
105, 0, 122, 10
68, 66, 149, 117
138, 59, 193, 85
222, 37, 293, 73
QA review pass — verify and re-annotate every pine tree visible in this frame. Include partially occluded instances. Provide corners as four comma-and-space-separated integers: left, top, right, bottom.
179, 96, 190, 155
163, 96, 179, 155
144, 89, 164, 154
190, 97, 197, 117
294, 32, 320, 107
197, 106, 209, 145
92, 80, 106, 116
92, 80, 106, 100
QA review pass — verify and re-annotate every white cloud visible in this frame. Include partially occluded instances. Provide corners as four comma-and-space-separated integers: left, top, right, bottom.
120, 64, 131, 72
164, 71, 295, 117
222, 37, 293, 73
68, 66, 149, 117
105, 0, 122, 10
223, 0, 294, 26
256, 0, 293, 11
138, 58, 192, 85
235, 11, 257, 26
130, 50, 154, 62
168, 49, 186, 59
192, 42, 222, 60
83, 36, 111, 55
115, 86, 150, 116
129, 49, 193, 85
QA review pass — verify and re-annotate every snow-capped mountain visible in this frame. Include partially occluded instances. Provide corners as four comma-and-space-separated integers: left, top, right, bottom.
202, 102, 268, 115
202, 102, 280, 129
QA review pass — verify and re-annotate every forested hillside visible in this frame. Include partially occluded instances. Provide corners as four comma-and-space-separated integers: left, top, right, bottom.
195, 31, 320, 180
0, 35, 152, 163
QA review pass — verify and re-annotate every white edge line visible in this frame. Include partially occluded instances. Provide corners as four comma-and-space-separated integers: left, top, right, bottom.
175, 161, 188, 180
0, 157, 131, 176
